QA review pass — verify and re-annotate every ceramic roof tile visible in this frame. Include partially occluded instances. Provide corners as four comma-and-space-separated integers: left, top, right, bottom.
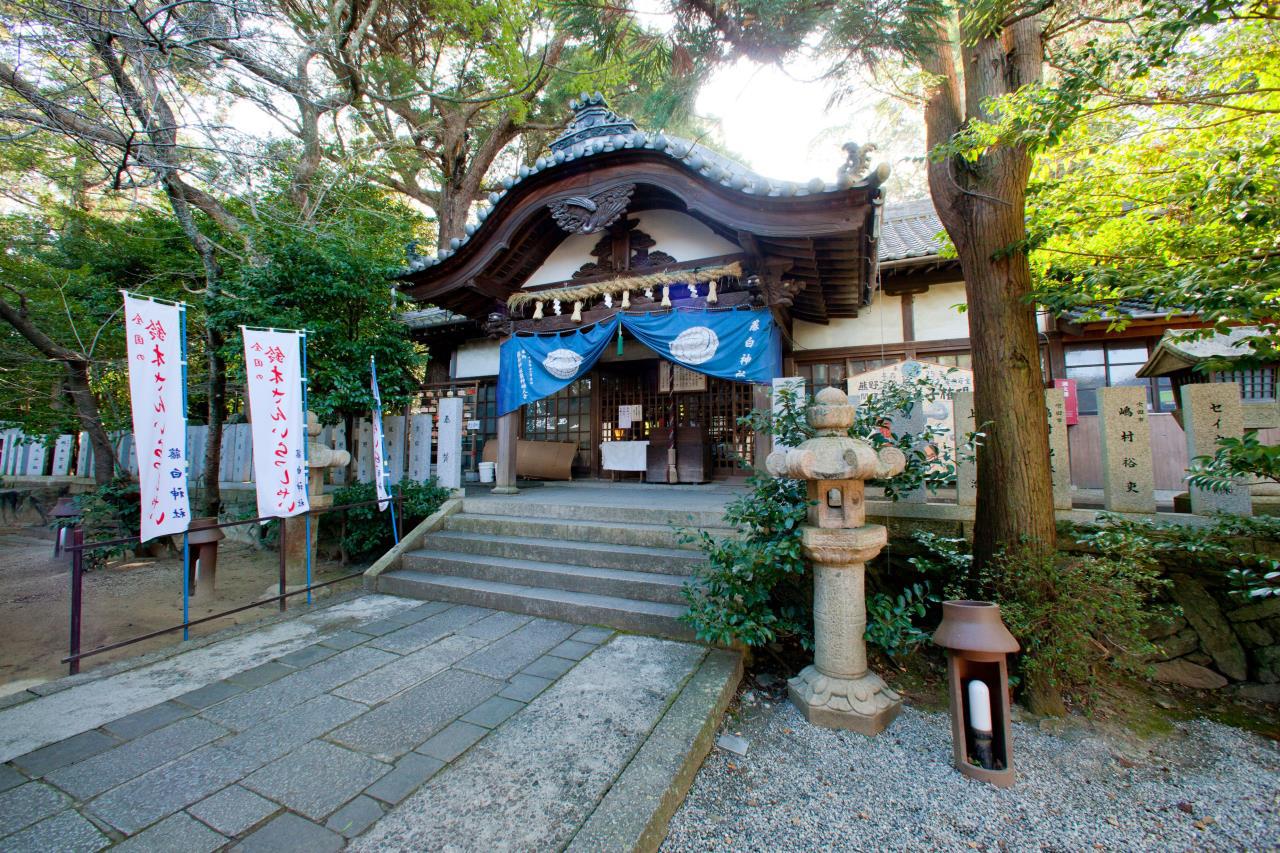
879, 199, 947, 262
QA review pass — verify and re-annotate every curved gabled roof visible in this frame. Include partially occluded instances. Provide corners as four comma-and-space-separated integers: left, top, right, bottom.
397, 93, 888, 325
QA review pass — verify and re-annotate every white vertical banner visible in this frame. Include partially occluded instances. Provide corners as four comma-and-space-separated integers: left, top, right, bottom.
370, 357, 391, 511
123, 293, 191, 542
243, 328, 310, 518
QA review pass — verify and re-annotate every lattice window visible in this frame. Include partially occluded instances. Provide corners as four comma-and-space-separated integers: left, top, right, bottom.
598, 364, 755, 477
1214, 367, 1278, 402
523, 378, 593, 471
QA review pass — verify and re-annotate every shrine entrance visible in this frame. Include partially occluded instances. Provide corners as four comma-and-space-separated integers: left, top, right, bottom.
595, 361, 756, 480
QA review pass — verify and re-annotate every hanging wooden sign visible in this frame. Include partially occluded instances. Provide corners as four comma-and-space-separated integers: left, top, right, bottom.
659, 361, 707, 393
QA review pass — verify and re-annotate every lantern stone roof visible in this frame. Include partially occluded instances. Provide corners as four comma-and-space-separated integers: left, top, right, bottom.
396, 93, 889, 325
1137, 326, 1264, 377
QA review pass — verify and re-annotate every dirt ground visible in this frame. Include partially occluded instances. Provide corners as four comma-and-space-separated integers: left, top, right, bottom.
0, 523, 360, 692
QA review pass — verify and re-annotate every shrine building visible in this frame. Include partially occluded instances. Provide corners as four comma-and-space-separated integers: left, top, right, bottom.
397, 94, 1276, 492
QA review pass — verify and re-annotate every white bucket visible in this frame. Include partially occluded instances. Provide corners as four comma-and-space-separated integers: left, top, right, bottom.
478, 461, 496, 483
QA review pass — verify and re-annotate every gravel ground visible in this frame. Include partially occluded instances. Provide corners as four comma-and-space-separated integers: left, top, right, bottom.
664, 692, 1280, 852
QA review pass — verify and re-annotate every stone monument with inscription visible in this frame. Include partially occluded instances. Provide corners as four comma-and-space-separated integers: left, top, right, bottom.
1045, 388, 1072, 510
767, 387, 907, 735
1183, 383, 1252, 516
436, 397, 464, 490
890, 401, 930, 503
1098, 386, 1156, 513
952, 391, 977, 507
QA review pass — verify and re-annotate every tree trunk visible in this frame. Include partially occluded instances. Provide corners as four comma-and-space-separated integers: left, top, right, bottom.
67, 359, 117, 484
204, 327, 226, 517
436, 186, 470, 249
921, 20, 1057, 571
945, 200, 1057, 566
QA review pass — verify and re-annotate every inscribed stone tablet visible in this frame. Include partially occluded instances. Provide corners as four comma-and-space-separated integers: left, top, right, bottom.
1182, 383, 1252, 516
1045, 388, 1072, 510
436, 398, 464, 490
953, 392, 977, 507
1098, 386, 1155, 513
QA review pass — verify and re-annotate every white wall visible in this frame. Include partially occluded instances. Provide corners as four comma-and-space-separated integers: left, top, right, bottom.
912, 281, 970, 341
792, 293, 903, 350
454, 340, 500, 378
523, 209, 741, 287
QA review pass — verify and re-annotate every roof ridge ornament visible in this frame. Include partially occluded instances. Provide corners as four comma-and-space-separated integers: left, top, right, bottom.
837, 142, 878, 188
550, 92, 639, 155
547, 183, 635, 235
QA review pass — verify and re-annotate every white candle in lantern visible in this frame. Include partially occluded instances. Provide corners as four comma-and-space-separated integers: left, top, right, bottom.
967, 679, 993, 733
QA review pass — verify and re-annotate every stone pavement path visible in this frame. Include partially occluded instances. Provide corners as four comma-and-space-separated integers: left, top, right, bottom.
0, 594, 723, 851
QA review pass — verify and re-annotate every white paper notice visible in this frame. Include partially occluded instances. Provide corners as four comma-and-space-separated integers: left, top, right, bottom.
124, 294, 191, 542
618, 406, 632, 429
243, 328, 309, 518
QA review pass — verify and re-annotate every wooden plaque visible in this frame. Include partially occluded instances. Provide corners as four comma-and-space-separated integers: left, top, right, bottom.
659, 361, 707, 393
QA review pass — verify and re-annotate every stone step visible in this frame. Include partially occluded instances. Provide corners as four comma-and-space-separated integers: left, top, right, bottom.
402, 549, 690, 605
377, 570, 694, 640
462, 497, 730, 530
444, 513, 715, 551
418, 530, 706, 575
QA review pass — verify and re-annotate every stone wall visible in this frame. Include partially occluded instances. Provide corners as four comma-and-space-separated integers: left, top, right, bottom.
1145, 574, 1280, 699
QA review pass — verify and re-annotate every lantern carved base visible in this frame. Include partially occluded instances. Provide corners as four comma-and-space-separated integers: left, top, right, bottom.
788, 666, 902, 735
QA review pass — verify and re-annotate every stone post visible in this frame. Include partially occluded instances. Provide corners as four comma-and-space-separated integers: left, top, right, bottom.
752, 383, 772, 473
1183, 383, 1252, 516
1045, 388, 1072, 510
436, 397, 464, 490
75, 431, 91, 478
356, 419, 373, 482
953, 391, 977, 507
771, 377, 805, 451
767, 387, 908, 735
890, 401, 929, 503
284, 413, 350, 582
1098, 386, 1156, 513
51, 435, 73, 476
408, 413, 432, 481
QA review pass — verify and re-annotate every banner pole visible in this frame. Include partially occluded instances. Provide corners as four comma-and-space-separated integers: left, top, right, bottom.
301, 332, 312, 605
182, 532, 190, 641
179, 302, 191, 640
371, 356, 400, 545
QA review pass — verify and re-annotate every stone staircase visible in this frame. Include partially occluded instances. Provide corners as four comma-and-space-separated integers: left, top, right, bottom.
376, 496, 732, 638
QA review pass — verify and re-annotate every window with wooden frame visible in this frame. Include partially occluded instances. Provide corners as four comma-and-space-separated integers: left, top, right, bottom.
1063, 341, 1176, 414
522, 378, 593, 470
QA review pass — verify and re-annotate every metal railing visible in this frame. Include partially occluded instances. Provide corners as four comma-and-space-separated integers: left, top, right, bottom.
62, 496, 405, 675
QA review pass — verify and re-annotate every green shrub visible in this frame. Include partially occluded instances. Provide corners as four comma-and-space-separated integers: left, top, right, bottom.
680, 379, 964, 650
911, 531, 1169, 704
866, 582, 938, 658
1069, 511, 1280, 602
680, 471, 811, 647
331, 478, 451, 562
72, 477, 143, 568
988, 544, 1167, 702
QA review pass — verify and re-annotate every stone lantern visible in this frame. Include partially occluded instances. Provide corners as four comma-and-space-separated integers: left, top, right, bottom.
283, 412, 350, 578
767, 386, 907, 735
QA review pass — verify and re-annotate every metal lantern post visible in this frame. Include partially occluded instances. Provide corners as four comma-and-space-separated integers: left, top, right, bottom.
932, 600, 1020, 787
766, 386, 908, 735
